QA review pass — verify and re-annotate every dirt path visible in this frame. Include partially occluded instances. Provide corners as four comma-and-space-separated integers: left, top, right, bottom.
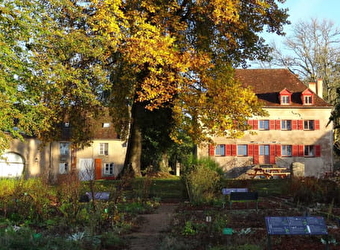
126, 203, 178, 250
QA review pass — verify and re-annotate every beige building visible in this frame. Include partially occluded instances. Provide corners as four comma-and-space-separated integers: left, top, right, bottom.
0, 113, 127, 181
198, 69, 334, 177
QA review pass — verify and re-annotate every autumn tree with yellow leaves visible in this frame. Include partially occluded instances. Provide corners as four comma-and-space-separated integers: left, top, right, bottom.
89, 0, 289, 176
2, 0, 289, 177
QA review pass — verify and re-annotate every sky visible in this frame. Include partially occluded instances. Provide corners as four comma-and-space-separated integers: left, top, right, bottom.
264, 0, 340, 46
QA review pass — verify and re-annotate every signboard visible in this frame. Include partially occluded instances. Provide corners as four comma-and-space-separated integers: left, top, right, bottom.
265, 216, 328, 235
86, 192, 110, 201
222, 188, 248, 195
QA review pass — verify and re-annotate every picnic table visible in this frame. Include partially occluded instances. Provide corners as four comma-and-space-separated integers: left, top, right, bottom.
248, 167, 290, 179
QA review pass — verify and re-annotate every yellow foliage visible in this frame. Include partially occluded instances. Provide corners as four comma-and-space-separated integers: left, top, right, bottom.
88, 0, 286, 142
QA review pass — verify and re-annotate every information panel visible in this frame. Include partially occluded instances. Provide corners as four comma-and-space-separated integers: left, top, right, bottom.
265, 216, 328, 235
222, 188, 248, 195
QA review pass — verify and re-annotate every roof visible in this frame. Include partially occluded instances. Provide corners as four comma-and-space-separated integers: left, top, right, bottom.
234, 68, 332, 107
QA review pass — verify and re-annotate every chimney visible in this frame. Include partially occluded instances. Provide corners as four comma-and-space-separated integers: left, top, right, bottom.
309, 82, 317, 94
317, 79, 323, 98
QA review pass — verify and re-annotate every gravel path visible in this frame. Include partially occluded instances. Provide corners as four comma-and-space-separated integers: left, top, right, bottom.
127, 203, 178, 250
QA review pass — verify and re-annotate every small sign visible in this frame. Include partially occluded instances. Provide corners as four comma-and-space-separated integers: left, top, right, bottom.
265, 216, 328, 235
222, 228, 233, 235
222, 188, 248, 195
86, 192, 110, 201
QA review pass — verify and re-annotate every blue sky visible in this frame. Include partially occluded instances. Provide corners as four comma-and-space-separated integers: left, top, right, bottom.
264, 0, 340, 45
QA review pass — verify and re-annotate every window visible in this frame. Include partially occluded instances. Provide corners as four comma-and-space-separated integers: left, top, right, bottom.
281, 120, 292, 130
237, 145, 247, 156
304, 120, 314, 130
103, 163, 114, 175
99, 143, 109, 155
59, 162, 69, 174
281, 145, 292, 156
281, 95, 290, 104
304, 95, 313, 105
259, 145, 269, 155
259, 120, 269, 130
304, 145, 315, 156
215, 144, 225, 156
60, 142, 70, 155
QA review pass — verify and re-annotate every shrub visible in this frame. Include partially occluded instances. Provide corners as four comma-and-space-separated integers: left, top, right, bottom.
182, 156, 223, 205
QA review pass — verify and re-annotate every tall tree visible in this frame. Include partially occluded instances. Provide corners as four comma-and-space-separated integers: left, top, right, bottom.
28, 0, 112, 148
270, 18, 340, 103
269, 18, 340, 154
91, 0, 289, 176
0, 0, 55, 151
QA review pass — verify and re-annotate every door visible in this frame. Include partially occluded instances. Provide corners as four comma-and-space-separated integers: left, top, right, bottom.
0, 152, 24, 178
259, 145, 270, 164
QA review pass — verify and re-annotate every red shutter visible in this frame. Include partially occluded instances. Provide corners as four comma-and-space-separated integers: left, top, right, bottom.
292, 145, 299, 156
253, 120, 259, 130
298, 120, 303, 130
269, 120, 275, 130
253, 144, 259, 164
315, 145, 321, 157
292, 120, 297, 130
247, 120, 253, 129
315, 120, 320, 130
95, 158, 102, 180
209, 144, 215, 156
269, 145, 276, 164
276, 145, 281, 156
275, 120, 281, 130
231, 144, 237, 156
225, 144, 231, 156
298, 145, 304, 156
248, 144, 253, 156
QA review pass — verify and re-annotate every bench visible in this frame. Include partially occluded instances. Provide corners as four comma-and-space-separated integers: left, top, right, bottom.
229, 192, 259, 211
265, 216, 329, 250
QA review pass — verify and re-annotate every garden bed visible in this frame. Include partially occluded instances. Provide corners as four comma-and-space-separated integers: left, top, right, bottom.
161, 196, 340, 250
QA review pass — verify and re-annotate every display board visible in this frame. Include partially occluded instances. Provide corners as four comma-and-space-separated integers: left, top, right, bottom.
265, 216, 328, 235
222, 188, 248, 195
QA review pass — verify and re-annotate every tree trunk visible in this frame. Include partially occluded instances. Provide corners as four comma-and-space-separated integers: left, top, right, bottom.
123, 101, 143, 177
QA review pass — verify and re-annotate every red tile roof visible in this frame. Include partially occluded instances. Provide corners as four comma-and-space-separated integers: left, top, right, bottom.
234, 68, 332, 107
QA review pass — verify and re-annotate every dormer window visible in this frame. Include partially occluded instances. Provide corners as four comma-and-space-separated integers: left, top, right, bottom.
302, 89, 314, 105
279, 88, 292, 105
281, 95, 290, 104
304, 95, 312, 104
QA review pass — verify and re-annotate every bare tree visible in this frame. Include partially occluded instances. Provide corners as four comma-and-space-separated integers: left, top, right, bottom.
271, 18, 340, 104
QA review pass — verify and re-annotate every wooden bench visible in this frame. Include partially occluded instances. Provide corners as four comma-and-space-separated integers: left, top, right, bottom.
229, 192, 259, 211
265, 216, 329, 250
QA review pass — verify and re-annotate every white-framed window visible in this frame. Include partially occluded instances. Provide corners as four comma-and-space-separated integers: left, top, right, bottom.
304, 120, 314, 130
304, 145, 315, 156
281, 145, 292, 156
60, 142, 70, 156
304, 95, 313, 105
59, 162, 69, 174
259, 120, 269, 130
215, 144, 225, 156
281, 95, 290, 105
237, 145, 247, 156
99, 143, 109, 155
281, 120, 292, 130
103, 163, 114, 175
259, 145, 269, 155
